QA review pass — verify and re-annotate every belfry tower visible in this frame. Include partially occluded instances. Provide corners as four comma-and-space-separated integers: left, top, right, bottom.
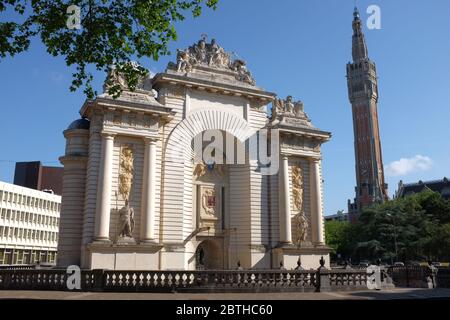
347, 7, 388, 220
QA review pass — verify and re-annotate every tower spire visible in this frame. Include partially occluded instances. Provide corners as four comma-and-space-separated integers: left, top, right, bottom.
352, 6, 368, 62
346, 7, 388, 222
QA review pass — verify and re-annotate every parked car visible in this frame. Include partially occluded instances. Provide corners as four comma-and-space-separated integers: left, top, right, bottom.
393, 262, 405, 267
431, 262, 441, 267
359, 260, 370, 267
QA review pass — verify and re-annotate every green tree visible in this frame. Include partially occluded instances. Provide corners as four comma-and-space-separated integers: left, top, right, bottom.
348, 190, 450, 263
0, 0, 218, 98
325, 220, 355, 262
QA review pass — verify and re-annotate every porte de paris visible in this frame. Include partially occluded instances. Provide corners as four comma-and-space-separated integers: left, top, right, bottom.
57, 36, 331, 271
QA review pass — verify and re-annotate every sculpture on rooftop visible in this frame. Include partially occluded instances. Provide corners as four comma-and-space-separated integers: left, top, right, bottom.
168, 36, 256, 85
272, 95, 310, 122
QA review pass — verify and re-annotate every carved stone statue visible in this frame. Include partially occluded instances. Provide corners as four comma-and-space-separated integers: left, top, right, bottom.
231, 59, 255, 85
193, 162, 208, 178
285, 96, 295, 114
194, 38, 207, 63
292, 165, 303, 212
293, 212, 309, 245
119, 146, 134, 200
193, 161, 227, 178
105, 66, 127, 91
176, 49, 191, 73
118, 199, 135, 238
271, 95, 311, 124
294, 100, 305, 117
167, 36, 255, 85
103, 61, 150, 93
208, 38, 222, 66
212, 41, 230, 67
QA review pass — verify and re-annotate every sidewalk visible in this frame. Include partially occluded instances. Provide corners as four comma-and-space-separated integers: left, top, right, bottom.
0, 288, 449, 300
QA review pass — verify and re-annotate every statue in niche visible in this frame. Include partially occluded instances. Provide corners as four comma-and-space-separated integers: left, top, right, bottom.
292, 165, 303, 212
293, 211, 309, 246
119, 146, 134, 200
118, 199, 135, 238
292, 165, 309, 245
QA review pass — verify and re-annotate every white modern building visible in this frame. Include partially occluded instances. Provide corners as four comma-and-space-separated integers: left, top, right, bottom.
57, 37, 332, 271
0, 181, 61, 265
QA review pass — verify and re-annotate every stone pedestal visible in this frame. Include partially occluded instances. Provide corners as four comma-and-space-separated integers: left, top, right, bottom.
87, 243, 163, 270
273, 243, 332, 270
116, 237, 137, 245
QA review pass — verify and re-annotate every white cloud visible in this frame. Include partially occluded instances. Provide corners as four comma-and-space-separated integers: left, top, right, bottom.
385, 155, 433, 177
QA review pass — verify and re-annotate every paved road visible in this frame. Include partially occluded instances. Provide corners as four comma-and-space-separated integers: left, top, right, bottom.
0, 288, 449, 300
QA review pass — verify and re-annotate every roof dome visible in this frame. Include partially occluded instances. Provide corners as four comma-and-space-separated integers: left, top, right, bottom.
67, 118, 90, 130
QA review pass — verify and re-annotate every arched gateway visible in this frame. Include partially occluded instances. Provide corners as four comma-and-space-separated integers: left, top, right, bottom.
57, 37, 332, 271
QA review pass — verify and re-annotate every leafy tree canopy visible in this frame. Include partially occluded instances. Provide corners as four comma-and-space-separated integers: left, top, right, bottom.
0, 0, 218, 98
328, 190, 450, 264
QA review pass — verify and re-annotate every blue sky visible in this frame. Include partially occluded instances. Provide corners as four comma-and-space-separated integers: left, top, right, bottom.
0, 0, 449, 215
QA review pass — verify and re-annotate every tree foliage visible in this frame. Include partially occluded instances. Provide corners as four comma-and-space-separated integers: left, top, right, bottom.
0, 0, 218, 98
327, 190, 450, 264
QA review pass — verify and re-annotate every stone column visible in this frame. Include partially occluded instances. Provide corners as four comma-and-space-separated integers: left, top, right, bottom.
279, 155, 292, 244
141, 138, 157, 243
310, 158, 325, 244
94, 133, 115, 242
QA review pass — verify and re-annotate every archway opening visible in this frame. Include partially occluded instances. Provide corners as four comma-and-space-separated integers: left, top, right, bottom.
195, 240, 223, 270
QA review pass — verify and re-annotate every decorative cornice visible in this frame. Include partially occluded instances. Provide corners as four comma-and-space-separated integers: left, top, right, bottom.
87, 242, 163, 253
80, 96, 174, 122
152, 72, 275, 108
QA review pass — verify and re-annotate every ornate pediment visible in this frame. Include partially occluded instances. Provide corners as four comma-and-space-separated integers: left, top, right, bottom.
167, 36, 256, 86
272, 96, 312, 127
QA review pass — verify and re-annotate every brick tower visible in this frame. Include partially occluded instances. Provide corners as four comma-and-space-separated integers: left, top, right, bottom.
346, 7, 388, 221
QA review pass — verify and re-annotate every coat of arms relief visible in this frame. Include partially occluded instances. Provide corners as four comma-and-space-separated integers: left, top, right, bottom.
197, 185, 221, 233
202, 188, 216, 217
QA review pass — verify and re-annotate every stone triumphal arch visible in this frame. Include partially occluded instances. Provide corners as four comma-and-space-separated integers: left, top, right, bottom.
57, 37, 332, 270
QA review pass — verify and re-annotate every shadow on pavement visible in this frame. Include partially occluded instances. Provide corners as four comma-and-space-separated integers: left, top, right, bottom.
346, 288, 450, 300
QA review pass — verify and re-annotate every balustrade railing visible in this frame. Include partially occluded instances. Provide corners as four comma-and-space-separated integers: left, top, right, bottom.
102, 270, 318, 292
0, 268, 371, 293
327, 269, 368, 289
